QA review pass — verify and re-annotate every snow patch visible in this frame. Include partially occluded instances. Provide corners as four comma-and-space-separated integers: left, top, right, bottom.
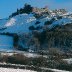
0, 67, 37, 72
5, 18, 16, 27
63, 58, 72, 64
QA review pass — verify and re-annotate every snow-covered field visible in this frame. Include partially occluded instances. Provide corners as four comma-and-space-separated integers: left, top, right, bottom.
0, 35, 14, 51
0, 68, 37, 72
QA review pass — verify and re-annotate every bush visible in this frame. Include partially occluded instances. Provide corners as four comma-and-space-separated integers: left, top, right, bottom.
31, 57, 47, 67
34, 14, 42, 19
9, 3, 33, 17
44, 21, 52, 25
7, 54, 29, 65
29, 26, 35, 30
23, 3, 33, 14
57, 16, 62, 19
35, 26, 42, 30
57, 60, 72, 71
13, 34, 19, 48
35, 21, 40, 25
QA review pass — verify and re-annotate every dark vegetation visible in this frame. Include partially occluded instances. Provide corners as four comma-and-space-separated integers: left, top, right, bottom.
34, 14, 43, 19
0, 51, 72, 71
29, 25, 42, 31
33, 30, 72, 51
55, 23, 72, 31
29, 25, 35, 30
57, 16, 62, 19
18, 23, 72, 52
0, 28, 7, 31
35, 26, 42, 30
1, 4, 71, 71
13, 34, 19, 48
44, 21, 52, 25
35, 21, 40, 25
9, 3, 33, 17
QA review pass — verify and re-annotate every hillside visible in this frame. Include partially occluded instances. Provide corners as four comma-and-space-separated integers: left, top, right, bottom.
0, 4, 72, 52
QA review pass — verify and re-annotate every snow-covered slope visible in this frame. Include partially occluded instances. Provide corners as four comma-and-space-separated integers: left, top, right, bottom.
0, 14, 36, 33
0, 11, 72, 34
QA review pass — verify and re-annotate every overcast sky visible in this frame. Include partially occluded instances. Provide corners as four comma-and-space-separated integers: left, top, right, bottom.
0, 0, 72, 18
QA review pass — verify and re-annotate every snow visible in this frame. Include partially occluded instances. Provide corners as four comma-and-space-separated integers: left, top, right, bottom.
63, 12, 72, 16
48, 17, 72, 29
5, 18, 16, 27
0, 35, 14, 51
63, 58, 72, 64
0, 12, 72, 34
0, 13, 36, 34
0, 14, 50, 33
0, 7, 72, 72
48, 68, 69, 72
0, 11, 72, 51
53, 18, 72, 25
0, 67, 37, 72
40, 67, 70, 72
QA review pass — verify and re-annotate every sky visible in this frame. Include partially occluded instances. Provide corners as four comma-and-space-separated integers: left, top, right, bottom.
0, 0, 72, 18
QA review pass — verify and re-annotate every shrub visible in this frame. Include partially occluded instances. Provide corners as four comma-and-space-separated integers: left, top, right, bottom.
34, 14, 42, 19
44, 21, 52, 25
13, 34, 19, 48
35, 21, 40, 25
57, 60, 72, 71
7, 54, 29, 65
35, 26, 42, 30
57, 16, 62, 19
9, 4, 33, 17
29, 26, 35, 30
